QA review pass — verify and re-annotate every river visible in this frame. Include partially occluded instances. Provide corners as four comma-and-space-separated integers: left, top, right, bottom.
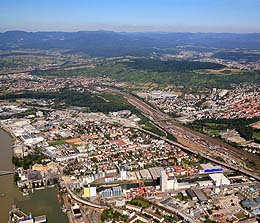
0, 129, 68, 223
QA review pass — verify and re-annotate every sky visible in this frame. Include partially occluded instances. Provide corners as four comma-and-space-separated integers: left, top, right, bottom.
0, 0, 260, 33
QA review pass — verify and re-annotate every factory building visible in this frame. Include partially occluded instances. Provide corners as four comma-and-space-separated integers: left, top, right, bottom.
101, 186, 122, 198
160, 170, 195, 191
209, 173, 230, 187
19, 134, 44, 146
186, 189, 198, 201
71, 203, 82, 218
83, 185, 97, 198
160, 170, 168, 192
148, 167, 164, 181
139, 169, 152, 180
120, 169, 128, 180
193, 189, 208, 202
160, 167, 230, 193
200, 163, 223, 174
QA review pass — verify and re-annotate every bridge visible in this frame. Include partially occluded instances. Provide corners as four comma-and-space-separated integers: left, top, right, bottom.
66, 186, 107, 209
0, 170, 14, 176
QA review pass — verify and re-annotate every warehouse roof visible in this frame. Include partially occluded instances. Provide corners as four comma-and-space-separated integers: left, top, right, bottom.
193, 189, 208, 202
209, 173, 230, 186
148, 167, 164, 180
139, 169, 152, 180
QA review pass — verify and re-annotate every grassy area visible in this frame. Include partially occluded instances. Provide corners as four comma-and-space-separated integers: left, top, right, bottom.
245, 159, 260, 169
48, 140, 66, 146
101, 208, 128, 222
176, 192, 190, 201
202, 123, 229, 137
141, 121, 166, 137
129, 198, 150, 208
166, 133, 177, 141
253, 132, 260, 140
138, 116, 166, 137
213, 156, 225, 162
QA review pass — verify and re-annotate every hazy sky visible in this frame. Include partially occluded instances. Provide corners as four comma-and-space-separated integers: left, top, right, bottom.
1, 0, 260, 32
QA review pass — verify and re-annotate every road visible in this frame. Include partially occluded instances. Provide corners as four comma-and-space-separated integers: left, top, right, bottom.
107, 88, 260, 181
66, 186, 107, 209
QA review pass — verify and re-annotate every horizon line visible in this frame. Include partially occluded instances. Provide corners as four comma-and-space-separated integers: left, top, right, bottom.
1, 29, 260, 35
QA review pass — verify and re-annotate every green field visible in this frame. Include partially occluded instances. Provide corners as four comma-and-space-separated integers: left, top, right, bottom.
253, 132, 260, 140
37, 58, 260, 89
129, 198, 150, 208
48, 140, 66, 146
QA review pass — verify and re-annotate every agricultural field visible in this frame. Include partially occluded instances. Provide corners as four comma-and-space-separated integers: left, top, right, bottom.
37, 58, 260, 90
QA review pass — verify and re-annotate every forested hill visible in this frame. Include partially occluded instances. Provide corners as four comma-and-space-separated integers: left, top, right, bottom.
123, 58, 224, 72
1, 31, 260, 57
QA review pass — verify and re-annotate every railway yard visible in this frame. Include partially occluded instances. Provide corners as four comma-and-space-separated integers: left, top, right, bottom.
112, 88, 260, 181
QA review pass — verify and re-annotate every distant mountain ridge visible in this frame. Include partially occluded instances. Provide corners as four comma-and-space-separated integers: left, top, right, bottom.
1, 30, 260, 57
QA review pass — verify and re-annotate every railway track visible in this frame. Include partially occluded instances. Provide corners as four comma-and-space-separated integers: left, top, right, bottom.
109, 88, 260, 180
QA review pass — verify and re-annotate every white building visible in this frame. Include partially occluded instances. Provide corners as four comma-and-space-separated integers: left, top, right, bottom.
209, 173, 230, 187
120, 169, 128, 180
90, 186, 97, 197
160, 170, 168, 192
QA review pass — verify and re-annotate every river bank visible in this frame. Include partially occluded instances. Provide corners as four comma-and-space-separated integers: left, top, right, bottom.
0, 129, 22, 222
0, 129, 68, 223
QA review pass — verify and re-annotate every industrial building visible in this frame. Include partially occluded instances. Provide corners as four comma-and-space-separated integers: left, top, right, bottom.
8, 206, 47, 223
19, 134, 44, 146
71, 203, 82, 218
148, 167, 164, 181
160, 170, 168, 192
209, 173, 230, 187
139, 169, 152, 180
186, 189, 198, 201
193, 189, 208, 202
101, 186, 122, 198
200, 163, 223, 174
160, 170, 198, 191
83, 185, 97, 198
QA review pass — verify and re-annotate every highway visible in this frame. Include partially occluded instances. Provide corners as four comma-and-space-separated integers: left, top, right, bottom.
108, 88, 260, 181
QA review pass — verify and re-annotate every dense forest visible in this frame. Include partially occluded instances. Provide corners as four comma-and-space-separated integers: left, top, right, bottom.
189, 118, 260, 141
123, 58, 225, 72
0, 89, 138, 113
